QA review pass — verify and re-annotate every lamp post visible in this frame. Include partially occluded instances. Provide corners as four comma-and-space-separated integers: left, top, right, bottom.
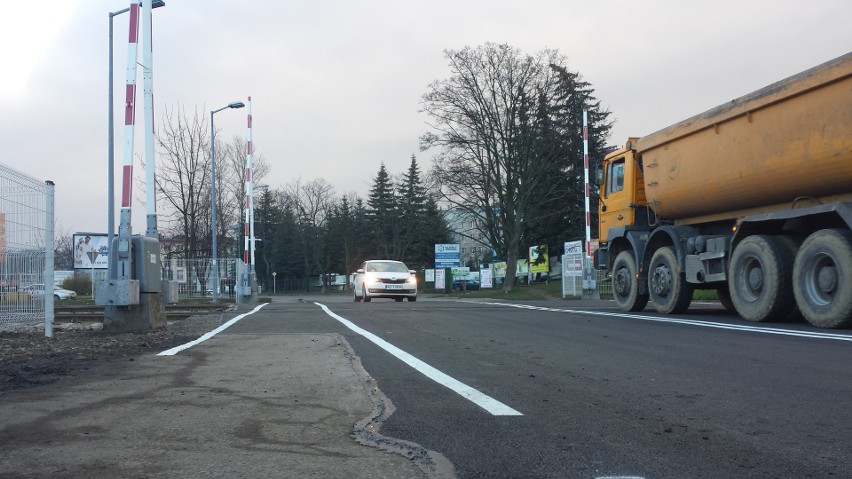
210, 101, 245, 303
108, 0, 165, 278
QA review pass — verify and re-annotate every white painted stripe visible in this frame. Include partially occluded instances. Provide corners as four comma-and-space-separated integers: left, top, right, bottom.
157, 303, 268, 356
315, 302, 523, 416
462, 301, 852, 342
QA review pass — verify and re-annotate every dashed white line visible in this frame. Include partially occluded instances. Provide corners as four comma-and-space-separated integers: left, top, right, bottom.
461, 300, 852, 342
314, 302, 523, 416
158, 303, 269, 356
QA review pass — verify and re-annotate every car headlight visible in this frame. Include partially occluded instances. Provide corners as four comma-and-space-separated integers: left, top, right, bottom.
406, 276, 417, 285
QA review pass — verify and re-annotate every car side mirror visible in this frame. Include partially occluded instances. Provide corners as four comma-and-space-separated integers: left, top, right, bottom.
356, 269, 364, 274
409, 270, 416, 275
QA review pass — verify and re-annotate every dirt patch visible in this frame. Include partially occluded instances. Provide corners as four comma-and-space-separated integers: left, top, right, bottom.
0, 313, 226, 393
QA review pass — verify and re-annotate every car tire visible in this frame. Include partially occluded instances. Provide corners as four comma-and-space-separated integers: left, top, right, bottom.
408, 296, 417, 302
362, 284, 371, 302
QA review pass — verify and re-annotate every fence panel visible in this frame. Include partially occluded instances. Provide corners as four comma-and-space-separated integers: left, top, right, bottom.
161, 257, 237, 300
0, 164, 50, 326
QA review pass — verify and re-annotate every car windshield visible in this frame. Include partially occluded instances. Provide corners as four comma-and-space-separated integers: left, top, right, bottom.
366, 262, 409, 273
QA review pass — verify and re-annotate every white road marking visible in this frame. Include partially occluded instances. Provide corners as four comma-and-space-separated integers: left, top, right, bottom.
314, 302, 523, 416
462, 300, 852, 342
157, 303, 269, 356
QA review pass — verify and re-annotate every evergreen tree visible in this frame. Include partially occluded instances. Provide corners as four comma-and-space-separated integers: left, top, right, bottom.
399, 155, 428, 262
524, 64, 612, 253
366, 163, 400, 258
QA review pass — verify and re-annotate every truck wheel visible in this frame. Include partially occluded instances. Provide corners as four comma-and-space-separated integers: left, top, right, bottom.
792, 229, 852, 328
648, 247, 693, 314
729, 235, 795, 322
612, 250, 648, 312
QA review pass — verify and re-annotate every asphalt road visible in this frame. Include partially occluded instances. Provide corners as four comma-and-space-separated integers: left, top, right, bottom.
231, 295, 852, 479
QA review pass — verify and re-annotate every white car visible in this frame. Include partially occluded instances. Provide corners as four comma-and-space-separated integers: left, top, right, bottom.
25, 284, 78, 300
353, 260, 417, 302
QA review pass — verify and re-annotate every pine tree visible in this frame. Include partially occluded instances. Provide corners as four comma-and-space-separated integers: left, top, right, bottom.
366, 163, 400, 258
399, 155, 428, 261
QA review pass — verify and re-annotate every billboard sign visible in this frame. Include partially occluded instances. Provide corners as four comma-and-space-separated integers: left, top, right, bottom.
73, 233, 110, 269
435, 243, 461, 268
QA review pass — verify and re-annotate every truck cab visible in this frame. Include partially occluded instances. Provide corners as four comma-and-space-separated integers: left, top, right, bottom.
598, 143, 647, 242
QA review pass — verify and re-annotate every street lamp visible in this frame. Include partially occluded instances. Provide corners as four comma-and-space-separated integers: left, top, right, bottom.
108, 0, 165, 278
210, 101, 245, 303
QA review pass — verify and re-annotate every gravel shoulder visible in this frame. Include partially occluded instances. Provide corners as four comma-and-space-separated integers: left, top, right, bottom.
0, 312, 228, 393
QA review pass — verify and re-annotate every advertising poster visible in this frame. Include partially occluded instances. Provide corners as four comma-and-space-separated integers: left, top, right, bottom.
529, 245, 549, 274
480, 268, 493, 288
73, 233, 110, 269
492, 262, 507, 278
434, 268, 446, 289
425, 269, 435, 282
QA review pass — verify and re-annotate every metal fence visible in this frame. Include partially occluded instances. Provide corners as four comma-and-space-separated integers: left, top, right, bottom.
560, 270, 612, 299
0, 164, 53, 326
161, 257, 238, 300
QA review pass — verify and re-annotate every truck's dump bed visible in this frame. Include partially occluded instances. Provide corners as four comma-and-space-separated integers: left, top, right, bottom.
636, 52, 852, 221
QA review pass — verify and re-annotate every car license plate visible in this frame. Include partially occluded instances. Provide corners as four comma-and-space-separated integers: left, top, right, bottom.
386, 284, 403, 290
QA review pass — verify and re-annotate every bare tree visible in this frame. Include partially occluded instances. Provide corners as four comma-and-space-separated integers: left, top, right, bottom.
154, 105, 211, 260
421, 43, 609, 291
53, 223, 74, 270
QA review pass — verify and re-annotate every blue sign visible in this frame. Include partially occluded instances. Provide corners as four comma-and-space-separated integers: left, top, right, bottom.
435, 243, 460, 268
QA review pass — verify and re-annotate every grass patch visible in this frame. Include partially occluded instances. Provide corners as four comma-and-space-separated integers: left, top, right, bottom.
692, 289, 720, 301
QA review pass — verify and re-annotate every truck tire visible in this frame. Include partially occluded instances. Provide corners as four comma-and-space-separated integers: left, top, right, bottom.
792, 229, 852, 328
648, 246, 693, 314
612, 250, 648, 312
729, 235, 795, 322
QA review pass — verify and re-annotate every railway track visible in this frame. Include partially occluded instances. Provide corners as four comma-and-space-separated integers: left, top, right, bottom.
53, 304, 230, 323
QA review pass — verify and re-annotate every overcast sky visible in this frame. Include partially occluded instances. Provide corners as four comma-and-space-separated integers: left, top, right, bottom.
1, 0, 849, 237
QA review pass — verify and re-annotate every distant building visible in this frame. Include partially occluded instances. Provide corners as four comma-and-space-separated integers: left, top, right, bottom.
442, 206, 493, 269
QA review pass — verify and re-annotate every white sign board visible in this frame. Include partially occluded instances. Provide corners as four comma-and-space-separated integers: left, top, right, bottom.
564, 241, 583, 277
434, 268, 446, 289
425, 269, 435, 282
480, 268, 493, 288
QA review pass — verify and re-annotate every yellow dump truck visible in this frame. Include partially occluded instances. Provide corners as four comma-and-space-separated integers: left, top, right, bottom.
595, 52, 852, 328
